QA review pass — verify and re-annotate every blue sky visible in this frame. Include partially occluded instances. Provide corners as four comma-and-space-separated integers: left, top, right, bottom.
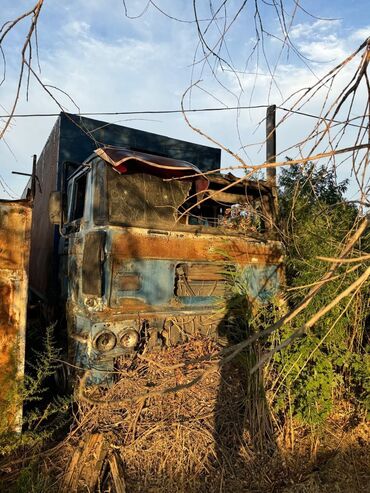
0, 0, 369, 199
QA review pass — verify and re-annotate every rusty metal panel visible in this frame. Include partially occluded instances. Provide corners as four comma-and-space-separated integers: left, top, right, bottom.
111, 230, 284, 265
106, 230, 284, 312
0, 200, 32, 433
175, 263, 227, 297
115, 273, 141, 291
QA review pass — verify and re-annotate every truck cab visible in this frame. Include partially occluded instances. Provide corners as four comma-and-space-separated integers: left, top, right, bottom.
50, 147, 283, 384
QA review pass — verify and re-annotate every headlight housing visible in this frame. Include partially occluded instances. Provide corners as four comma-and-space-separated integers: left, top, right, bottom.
93, 330, 117, 352
119, 329, 139, 349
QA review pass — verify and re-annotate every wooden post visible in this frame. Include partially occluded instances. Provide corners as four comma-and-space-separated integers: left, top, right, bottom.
31, 154, 37, 200
266, 105, 276, 186
265, 105, 278, 223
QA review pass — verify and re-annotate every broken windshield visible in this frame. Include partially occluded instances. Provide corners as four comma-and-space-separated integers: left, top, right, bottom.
107, 167, 191, 227
106, 166, 271, 233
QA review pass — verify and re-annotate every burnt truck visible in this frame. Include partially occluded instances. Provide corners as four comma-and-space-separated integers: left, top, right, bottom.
22, 112, 283, 386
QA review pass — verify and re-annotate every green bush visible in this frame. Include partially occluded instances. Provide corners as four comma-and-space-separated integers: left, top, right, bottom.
0, 325, 71, 455
268, 163, 370, 426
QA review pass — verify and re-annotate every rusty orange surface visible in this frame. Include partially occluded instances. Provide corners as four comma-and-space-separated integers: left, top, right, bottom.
111, 230, 283, 265
0, 200, 32, 433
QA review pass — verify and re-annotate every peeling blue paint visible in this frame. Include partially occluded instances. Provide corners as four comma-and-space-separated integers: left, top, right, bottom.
177, 295, 220, 306
241, 265, 280, 302
111, 259, 176, 306
108, 260, 280, 309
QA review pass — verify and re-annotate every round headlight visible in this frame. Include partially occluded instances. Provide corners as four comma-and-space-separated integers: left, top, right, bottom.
119, 329, 139, 348
94, 330, 117, 352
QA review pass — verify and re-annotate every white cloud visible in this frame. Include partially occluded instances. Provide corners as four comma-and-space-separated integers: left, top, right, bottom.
349, 27, 370, 42
286, 19, 347, 64
290, 19, 341, 40
0, 3, 369, 199
64, 20, 91, 37
298, 40, 346, 63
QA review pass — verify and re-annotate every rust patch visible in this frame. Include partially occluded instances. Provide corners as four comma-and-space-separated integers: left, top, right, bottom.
111, 230, 283, 265
0, 200, 32, 433
179, 263, 225, 281
116, 273, 141, 291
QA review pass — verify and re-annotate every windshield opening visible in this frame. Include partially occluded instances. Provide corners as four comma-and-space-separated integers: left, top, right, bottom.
106, 165, 272, 234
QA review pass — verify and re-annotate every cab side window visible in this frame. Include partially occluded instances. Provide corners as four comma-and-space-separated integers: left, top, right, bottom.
67, 172, 88, 223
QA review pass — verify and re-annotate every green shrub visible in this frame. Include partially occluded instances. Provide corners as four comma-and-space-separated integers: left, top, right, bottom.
267, 163, 370, 427
0, 325, 71, 456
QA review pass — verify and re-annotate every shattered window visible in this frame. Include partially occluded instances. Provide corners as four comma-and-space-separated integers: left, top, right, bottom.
219, 203, 263, 232
179, 182, 270, 233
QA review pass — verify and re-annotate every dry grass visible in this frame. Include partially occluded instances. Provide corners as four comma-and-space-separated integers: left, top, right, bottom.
43, 338, 369, 493
0, 338, 368, 492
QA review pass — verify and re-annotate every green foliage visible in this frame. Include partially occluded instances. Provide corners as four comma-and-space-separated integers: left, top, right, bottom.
23, 325, 61, 403
0, 325, 71, 492
0, 325, 71, 456
7, 461, 52, 493
268, 163, 370, 427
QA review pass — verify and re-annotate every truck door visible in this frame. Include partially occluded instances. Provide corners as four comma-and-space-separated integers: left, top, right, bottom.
62, 168, 92, 304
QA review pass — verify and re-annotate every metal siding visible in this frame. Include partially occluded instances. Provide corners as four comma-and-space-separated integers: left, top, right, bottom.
28, 119, 60, 299
241, 264, 281, 302
107, 230, 283, 311
111, 261, 280, 309
0, 200, 32, 432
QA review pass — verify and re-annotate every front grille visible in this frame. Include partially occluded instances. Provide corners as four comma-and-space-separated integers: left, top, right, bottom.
175, 263, 228, 298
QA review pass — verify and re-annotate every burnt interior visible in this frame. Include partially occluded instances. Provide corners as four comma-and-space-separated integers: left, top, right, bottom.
180, 173, 273, 233
106, 166, 274, 234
